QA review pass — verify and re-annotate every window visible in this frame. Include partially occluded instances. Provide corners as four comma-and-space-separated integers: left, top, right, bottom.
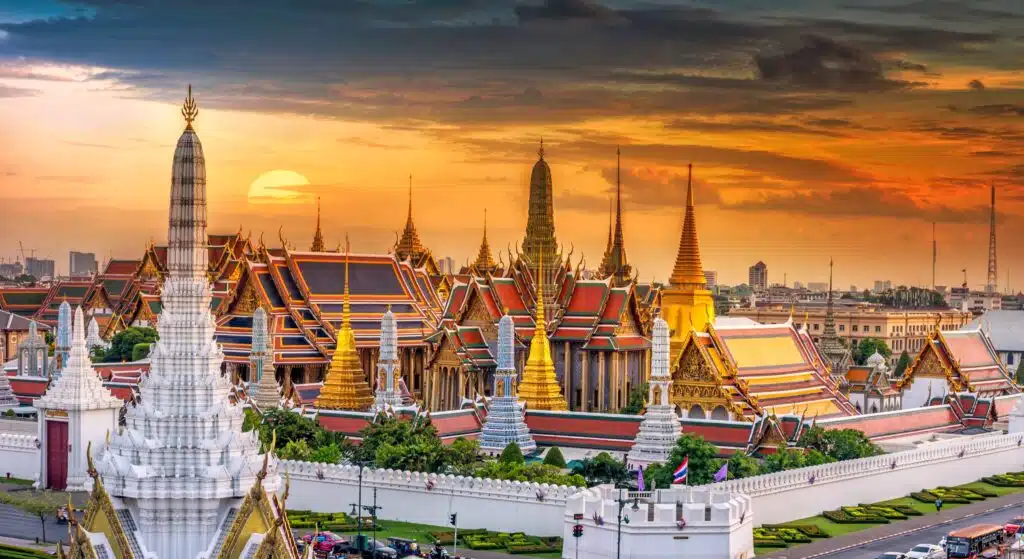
814, 323, 820, 331
1009, 353, 1015, 365
852, 325, 859, 332
839, 325, 845, 332
875, 325, 881, 333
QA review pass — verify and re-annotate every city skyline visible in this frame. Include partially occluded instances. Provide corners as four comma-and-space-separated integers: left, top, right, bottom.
0, 0, 1021, 287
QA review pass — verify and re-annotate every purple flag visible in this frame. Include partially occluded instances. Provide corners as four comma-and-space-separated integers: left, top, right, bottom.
636, 466, 645, 492
713, 463, 728, 482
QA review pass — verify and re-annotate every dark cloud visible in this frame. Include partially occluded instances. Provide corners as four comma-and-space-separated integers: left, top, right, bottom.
968, 79, 986, 90
591, 165, 723, 211
665, 118, 849, 138
515, 0, 620, 23
725, 186, 989, 223
754, 35, 925, 92
886, 59, 929, 73
843, 1, 1024, 24
971, 150, 1018, 158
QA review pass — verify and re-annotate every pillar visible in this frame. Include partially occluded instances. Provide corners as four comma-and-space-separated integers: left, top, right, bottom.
598, 352, 606, 412
563, 341, 572, 409
581, 351, 589, 412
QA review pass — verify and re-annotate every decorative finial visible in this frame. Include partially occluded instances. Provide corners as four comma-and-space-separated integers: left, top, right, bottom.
538, 138, 545, 160
182, 84, 199, 128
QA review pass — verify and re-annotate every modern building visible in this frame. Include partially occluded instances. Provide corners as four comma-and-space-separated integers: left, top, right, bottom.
748, 261, 767, 292
730, 305, 973, 364
948, 288, 1002, 312
0, 261, 23, 279
807, 282, 829, 292
873, 280, 892, 293
69, 251, 98, 277
703, 270, 718, 290
25, 257, 55, 280
970, 310, 1024, 378
438, 256, 456, 275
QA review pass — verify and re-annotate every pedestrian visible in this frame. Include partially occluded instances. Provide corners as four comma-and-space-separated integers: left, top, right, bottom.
935, 498, 943, 512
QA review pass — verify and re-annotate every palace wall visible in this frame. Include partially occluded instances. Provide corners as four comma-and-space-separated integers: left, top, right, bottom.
703, 431, 1024, 526
280, 460, 575, 536
0, 433, 38, 480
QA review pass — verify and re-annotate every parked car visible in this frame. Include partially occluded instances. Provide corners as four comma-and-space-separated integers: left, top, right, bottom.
386, 537, 423, 558
334, 535, 398, 559
302, 532, 347, 555
906, 543, 945, 558
875, 553, 907, 559
1005, 516, 1024, 536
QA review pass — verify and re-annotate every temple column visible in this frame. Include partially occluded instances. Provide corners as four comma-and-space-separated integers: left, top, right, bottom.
598, 352, 606, 412
563, 341, 572, 409
581, 351, 590, 412
457, 368, 464, 404
433, 368, 441, 410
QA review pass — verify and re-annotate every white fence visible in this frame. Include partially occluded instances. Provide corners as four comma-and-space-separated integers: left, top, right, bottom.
703, 431, 1024, 525
281, 461, 577, 536
0, 433, 38, 480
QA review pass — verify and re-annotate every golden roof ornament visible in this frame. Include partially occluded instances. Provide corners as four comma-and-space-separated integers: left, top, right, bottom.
517, 248, 568, 411
182, 84, 199, 128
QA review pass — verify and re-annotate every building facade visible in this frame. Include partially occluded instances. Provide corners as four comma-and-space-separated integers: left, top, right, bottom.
748, 261, 767, 292
69, 251, 98, 277
25, 257, 55, 280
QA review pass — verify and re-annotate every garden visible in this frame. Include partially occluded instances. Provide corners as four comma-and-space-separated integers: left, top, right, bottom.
0, 543, 54, 559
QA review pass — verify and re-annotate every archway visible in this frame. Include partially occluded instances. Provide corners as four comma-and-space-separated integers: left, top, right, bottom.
687, 404, 705, 419
710, 405, 730, 420
652, 385, 662, 406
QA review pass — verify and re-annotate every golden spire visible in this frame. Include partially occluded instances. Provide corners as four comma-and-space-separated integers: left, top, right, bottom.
394, 174, 426, 262
181, 84, 198, 129
538, 137, 545, 160
670, 163, 706, 287
473, 208, 496, 274
518, 249, 568, 411
310, 197, 325, 252
315, 234, 373, 411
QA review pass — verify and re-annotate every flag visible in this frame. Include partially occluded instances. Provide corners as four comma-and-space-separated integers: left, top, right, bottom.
713, 463, 728, 482
636, 466, 645, 492
672, 457, 688, 484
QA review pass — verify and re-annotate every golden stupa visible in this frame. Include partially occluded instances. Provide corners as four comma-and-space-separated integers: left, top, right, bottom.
661, 163, 716, 363
315, 238, 374, 411
518, 253, 568, 411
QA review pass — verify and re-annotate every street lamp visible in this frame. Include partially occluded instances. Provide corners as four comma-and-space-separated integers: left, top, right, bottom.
615, 489, 634, 559
349, 460, 368, 552
362, 487, 382, 559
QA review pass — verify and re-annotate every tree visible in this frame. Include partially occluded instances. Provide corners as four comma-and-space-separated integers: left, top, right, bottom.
853, 338, 892, 365
131, 343, 152, 362
308, 443, 343, 464
277, 439, 313, 461
446, 438, 482, 475
0, 490, 68, 542
645, 434, 720, 487
575, 452, 630, 487
1016, 366, 1024, 386
893, 350, 912, 377
727, 452, 761, 479
543, 447, 567, 469
499, 442, 525, 465
798, 426, 883, 461
620, 383, 649, 415
761, 448, 809, 473
96, 326, 158, 363
473, 461, 585, 487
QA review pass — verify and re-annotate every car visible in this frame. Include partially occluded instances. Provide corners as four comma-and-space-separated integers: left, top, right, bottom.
875, 553, 907, 559
906, 543, 945, 558
1005, 516, 1024, 535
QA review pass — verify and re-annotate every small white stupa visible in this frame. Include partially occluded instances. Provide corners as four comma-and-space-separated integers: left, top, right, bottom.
373, 305, 413, 413
249, 307, 281, 410
34, 307, 122, 491
479, 312, 537, 455
627, 314, 681, 468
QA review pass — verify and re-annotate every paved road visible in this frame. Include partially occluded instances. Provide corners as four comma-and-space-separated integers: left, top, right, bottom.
762, 493, 1024, 559
0, 484, 88, 546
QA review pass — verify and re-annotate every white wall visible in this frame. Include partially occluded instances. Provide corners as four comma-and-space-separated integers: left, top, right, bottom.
281, 461, 577, 536
705, 431, 1024, 526
902, 377, 948, 409
0, 418, 37, 435
0, 433, 39, 480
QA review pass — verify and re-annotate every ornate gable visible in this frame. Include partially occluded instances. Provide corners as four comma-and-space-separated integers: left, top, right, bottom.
72, 443, 135, 558
671, 339, 738, 418
614, 294, 641, 337
230, 273, 262, 316
137, 248, 162, 281
897, 336, 964, 392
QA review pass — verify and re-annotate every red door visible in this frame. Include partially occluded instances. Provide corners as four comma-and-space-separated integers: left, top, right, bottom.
46, 420, 68, 491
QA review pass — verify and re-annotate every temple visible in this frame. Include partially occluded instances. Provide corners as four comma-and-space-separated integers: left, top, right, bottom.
597, 148, 633, 287
66, 86, 298, 559
310, 198, 326, 252
315, 241, 375, 411
518, 255, 569, 411
843, 351, 901, 414
897, 324, 1018, 408
373, 305, 410, 412
660, 164, 715, 362
479, 311, 537, 455
34, 306, 122, 491
816, 259, 851, 381
394, 175, 432, 268
627, 314, 680, 467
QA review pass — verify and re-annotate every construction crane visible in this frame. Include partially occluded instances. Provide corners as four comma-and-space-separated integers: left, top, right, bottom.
17, 241, 36, 263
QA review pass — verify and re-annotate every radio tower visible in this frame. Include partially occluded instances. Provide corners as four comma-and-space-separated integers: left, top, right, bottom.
986, 183, 997, 293
932, 222, 936, 290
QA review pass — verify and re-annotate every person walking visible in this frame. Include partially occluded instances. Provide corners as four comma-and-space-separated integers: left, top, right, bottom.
935, 498, 943, 513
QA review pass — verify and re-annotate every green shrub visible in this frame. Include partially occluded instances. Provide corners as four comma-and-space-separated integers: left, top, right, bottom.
0, 543, 53, 559
543, 447, 567, 468
983, 473, 1024, 487
888, 505, 923, 516
754, 538, 789, 548
499, 442, 525, 465
823, 509, 886, 524
508, 544, 556, 554
763, 524, 829, 539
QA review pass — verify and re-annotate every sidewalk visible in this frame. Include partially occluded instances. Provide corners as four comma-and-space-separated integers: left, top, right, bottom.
760, 492, 1024, 558
0, 535, 57, 554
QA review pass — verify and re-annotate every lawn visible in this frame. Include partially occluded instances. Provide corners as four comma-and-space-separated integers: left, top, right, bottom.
1, 478, 36, 487
753, 479, 1024, 556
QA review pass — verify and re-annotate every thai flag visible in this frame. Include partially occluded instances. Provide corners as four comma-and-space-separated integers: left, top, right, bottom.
672, 457, 688, 484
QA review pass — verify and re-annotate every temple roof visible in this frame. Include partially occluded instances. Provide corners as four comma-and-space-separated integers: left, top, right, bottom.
897, 326, 1017, 396
394, 176, 429, 264
969, 310, 1024, 352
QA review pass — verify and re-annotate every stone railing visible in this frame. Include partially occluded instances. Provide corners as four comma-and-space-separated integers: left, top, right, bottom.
705, 431, 1021, 497
0, 433, 37, 451
280, 460, 579, 503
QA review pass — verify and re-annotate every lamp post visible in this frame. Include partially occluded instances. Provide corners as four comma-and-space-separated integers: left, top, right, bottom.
615, 489, 639, 559
362, 487, 382, 559
349, 460, 367, 552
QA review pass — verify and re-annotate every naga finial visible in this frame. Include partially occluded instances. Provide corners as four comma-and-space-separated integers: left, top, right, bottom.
86, 441, 98, 480
278, 226, 289, 250
182, 84, 199, 128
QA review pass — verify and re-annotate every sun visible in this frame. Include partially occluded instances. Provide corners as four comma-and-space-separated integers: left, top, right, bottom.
247, 169, 309, 203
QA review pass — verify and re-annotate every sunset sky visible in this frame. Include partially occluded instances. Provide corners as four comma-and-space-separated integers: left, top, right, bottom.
0, 0, 1021, 288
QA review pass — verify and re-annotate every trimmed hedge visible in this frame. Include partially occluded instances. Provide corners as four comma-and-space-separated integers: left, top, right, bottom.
0, 543, 54, 559
427, 530, 562, 554
983, 472, 1024, 487
823, 509, 886, 524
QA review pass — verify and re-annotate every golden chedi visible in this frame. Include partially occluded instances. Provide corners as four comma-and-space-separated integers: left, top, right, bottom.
518, 254, 568, 411
316, 240, 373, 411
661, 163, 715, 363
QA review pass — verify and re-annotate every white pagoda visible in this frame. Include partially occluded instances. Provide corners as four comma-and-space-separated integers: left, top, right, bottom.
86, 315, 109, 350
34, 306, 122, 491
64, 86, 300, 559
54, 300, 72, 378
479, 312, 537, 455
627, 315, 681, 468
249, 307, 281, 411
373, 305, 412, 412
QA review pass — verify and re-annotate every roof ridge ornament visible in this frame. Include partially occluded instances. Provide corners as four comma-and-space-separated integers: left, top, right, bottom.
182, 84, 199, 128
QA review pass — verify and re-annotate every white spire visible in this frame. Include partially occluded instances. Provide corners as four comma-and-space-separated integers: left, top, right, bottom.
628, 314, 681, 468
250, 307, 281, 411
480, 310, 537, 455
373, 305, 408, 412
85, 315, 107, 350
35, 307, 121, 411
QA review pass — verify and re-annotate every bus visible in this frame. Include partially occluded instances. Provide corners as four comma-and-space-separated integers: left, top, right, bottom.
945, 524, 1005, 558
